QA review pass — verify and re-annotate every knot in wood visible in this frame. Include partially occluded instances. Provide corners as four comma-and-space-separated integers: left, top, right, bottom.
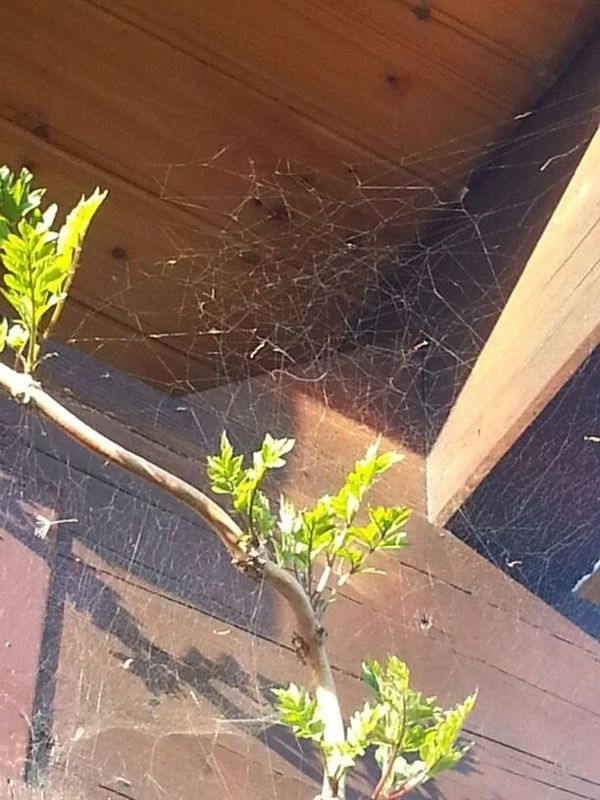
10, 373, 39, 405
291, 632, 310, 664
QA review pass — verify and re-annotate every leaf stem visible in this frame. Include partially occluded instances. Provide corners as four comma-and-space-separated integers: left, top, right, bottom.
25, 248, 38, 373
41, 249, 80, 345
247, 481, 260, 547
313, 558, 333, 614
305, 516, 316, 598
371, 689, 406, 800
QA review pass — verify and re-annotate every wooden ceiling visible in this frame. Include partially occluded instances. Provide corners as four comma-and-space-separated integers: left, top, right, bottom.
0, 0, 597, 390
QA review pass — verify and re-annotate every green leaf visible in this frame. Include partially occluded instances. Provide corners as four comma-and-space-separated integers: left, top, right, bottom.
419, 692, 477, 775
346, 702, 383, 755
369, 506, 411, 540
259, 432, 295, 469
359, 659, 475, 796
1, 219, 59, 347
363, 656, 410, 704
335, 546, 363, 570
0, 317, 7, 353
331, 438, 403, 525
394, 756, 427, 785
272, 495, 302, 568
206, 432, 296, 551
277, 495, 301, 538
206, 431, 246, 495
41, 203, 58, 230
272, 684, 324, 741
383, 656, 411, 694
0, 171, 107, 373
246, 487, 275, 538
273, 498, 336, 572
361, 659, 383, 701
6, 322, 29, 353
0, 166, 45, 232
55, 187, 107, 270
40, 187, 107, 341
325, 745, 358, 778
296, 500, 337, 565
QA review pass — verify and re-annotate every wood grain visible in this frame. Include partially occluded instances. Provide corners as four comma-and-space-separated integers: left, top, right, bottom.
1, 348, 600, 795
2, 411, 599, 796
89, 0, 597, 178
576, 567, 600, 604
0, 0, 596, 386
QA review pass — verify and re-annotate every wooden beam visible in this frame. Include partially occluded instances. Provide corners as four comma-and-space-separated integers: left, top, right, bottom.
575, 561, 600, 604
427, 127, 600, 526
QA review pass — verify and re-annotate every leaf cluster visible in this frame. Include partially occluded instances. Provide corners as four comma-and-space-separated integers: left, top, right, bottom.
207, 431, 294, 550
0, 165, 106, 373
207, 433, 411, 613
273, 657, 476, 797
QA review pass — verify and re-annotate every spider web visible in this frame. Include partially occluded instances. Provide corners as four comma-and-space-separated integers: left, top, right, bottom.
1, 82, 599, 800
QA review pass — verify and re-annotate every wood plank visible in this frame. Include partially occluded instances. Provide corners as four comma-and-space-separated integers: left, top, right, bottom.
0, 120, 417, 388
0, 0, 431, 211
43, 544, 600, 798
420, 0, 598, 71
2, 348, 600, 794
18, 343, 597, 649
90, 0, 597, 180
0, 93, 426, 387
10, 335, 600, 658
577, 566, 600, 604
37, 343, 428, 515
378, 31, 600, 448
1, 0, 596, 390
0, 521, 52, 781
0, 385, 585, 653
427, 126, 600, 526
2, 378, 600, 782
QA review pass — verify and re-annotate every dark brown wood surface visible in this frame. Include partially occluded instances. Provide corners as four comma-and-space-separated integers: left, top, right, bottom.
1, 349, 599, 798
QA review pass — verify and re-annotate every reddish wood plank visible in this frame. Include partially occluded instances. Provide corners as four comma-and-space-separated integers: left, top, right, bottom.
0, 481, 54, 780
2, 389, 599, 793
43, 546, 600, 798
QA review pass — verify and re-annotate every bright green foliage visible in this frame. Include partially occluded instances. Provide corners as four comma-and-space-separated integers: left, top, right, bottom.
0, 165, 106, 373
271, 684, 325, 741
362, 657, 476, 793
208, 434, 474, 795
207, 433, 411, 611
0, 165, 45, 239
273, 657, 476, 797
330, 441, 403, 525
207, 431, 295, 548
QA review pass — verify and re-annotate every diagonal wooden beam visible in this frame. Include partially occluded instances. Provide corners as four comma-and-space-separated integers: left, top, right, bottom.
574, 559, 600, 604
427, 127, 600, 526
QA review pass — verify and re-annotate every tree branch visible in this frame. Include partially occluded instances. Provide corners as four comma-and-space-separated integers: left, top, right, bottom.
0, 361, 346, 797
0, 362, 246, 561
